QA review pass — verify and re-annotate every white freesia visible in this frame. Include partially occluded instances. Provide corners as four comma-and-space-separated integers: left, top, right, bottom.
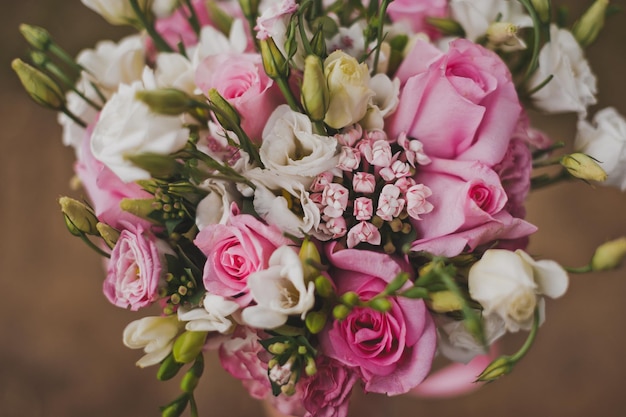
528, 25, 597, 115
123, 315, 181, 368
436, 314, 506, 363
324, 51, 375, 129
260, 105, 339, 182
361, 74, 401, 130
575, 107, 626, 190
242, 246, 315, 329
468, 249, 569, 332
81, 0, 152, 25
450, 0, 532, 43
178, 294, 240, 334
195, 180, 239, 229
90, 81, 190, 182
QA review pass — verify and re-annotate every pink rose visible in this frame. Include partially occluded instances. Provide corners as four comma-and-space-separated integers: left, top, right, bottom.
410, 158, 537, 257
301, 357, 359, 417
320, 244, 437, 395
195, 53, 284, 142
103, 223, 170, 310
386, 0, 448, 38
194, 207, 290, 306
387, 39, 522, 167
493, 138, 532, 219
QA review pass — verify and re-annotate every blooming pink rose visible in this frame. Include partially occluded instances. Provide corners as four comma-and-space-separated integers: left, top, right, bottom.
75, 132, 151, 230
320, 244, 437, 395
195, 53, 285, 142
194, 207, 291, 306
301, 357, 359, 417
410, 158, 537, 257
387, 39, 522, 167
103, 223, 170, 310
493, 138, 532, 219
386, 0, 448, 38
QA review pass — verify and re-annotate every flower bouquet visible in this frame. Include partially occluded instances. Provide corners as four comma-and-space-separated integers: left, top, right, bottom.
12, 0, 626, 416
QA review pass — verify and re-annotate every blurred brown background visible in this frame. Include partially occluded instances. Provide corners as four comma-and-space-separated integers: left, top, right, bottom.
2, 1, 626, 416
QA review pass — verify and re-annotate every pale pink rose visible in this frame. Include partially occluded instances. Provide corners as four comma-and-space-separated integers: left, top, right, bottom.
387, 39, 521, 167
75, 132, 151, 230
406, 183, 434, 220
195, 53, 284, 142
346, 221, 381, 248
352, 172, 376, 194
301, 357, 359, 417
322, 184, 350, 218
320, 244, 437, 395
376, 184, 405, 221
387, 0, 448, 38
353, 197, 374, 221
410, 158, 536, 257
194, 207, 291, 306
103, 223, 170, 311
337, 146, 361, 171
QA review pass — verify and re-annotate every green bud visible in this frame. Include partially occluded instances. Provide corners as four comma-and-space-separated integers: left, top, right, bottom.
19, 24, 52, 51
172, 331, 208, 364
530, 0, 551, 23
305, 356, 317, 376
206, 1, 234, 35
428, 290, 464, 313
260, 37, 288, 80
12, 58, 65, 110
135, 89, 195, 115
591, 237, 626, 271
120, 198, 158, 220
340, 291, 360, 307
400, 286, 429, 299
268, 342, 289, 355
561, 153, 608, 182
301, 55, 329, 122
207, 88, 241, 130
125, 153, 183, 179
384, 272, 410, 295
160, 395, 189, 417
332, 304, 351, 320
238, 0, 260, 18
368, 297, 392, 313
314, 275, 334, 298
180, 355, 204, 393
572, 0, 609, 47
96, 222, 120, 248
305, 311, 327, 334
59, 197, 99, 235
476, 356, 514, 382
310, 28, 327, 57
157, 353, 185, 381
299, 238, 322, 281
425, 17, 465, 37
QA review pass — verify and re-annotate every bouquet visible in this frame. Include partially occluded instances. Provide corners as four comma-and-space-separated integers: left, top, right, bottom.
12, 0, 626, 416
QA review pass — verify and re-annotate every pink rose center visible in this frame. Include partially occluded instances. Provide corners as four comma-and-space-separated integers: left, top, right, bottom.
469, 183, 496, 213
219, 241, 252, 281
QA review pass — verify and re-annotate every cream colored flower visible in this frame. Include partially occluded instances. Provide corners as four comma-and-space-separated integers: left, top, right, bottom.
123, 315, 181, 367
81, 0, 153, 25
177, 294, 240, 334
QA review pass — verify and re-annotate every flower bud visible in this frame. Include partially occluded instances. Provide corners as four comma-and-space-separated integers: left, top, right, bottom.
12, 58, 65, 110
332, 304, 351, 320
125, 153, 183, 179
120, 198, 158, 220
368, 297, 392, 312
299, 238, 322, 281
59, 197, 99, 235
96, 222, 120, 248
572, 0, 609, 47
157, 353, 184, 381
425, 17, 465, 37
160, 395, 188, 417
206, 1, 234, 35
561, 153, 607, 182
172, 331, 208, 364
304, 356, 317, 376
305, 311, 327, 334
400, 286, 429, 299
207, 88, 241, 130
238, 0, 260, 18
301, 55, 329, 122
384, 272, 410, 294
268, 342, 289, 355
180, 355, 204, 393
475, 356, 513, 382
135, 89, 194, 115
530, 0, 551, 23
310, 28, 327, 57
591, 237, 626, 271
19, 24, 52, 51
340, 291, 360, 307
428, 290, 464, 313
260, 38, 289, 80
314, 275, 334, 298
486, 22, 526, 51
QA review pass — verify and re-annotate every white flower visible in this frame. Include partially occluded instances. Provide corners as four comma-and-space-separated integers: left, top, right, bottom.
436, 314, 506, 363
575, 107, 626, 190
241, 246, 315, 329
81, 0, 152, 25
449, 0, 532, 42
57, 91, 98, 153
152, 0, 177, 17
154, 53, 196, 94
90, 82, 190, 182
528, 25, 597, 115
468, 249, 569, 332
123, 315, 181, 368
324, 51, 375, 129
195, 180, 239, 229
177, 294, 240, 334
361, 74, 401, 130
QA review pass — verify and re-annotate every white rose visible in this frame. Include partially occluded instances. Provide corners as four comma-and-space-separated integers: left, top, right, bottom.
177, 294, 240, 334
450, 0, 532, 42
123, 315, 181, 367
324, 51, 375, 129
575, 107, 626, 190
468, 249, 569, 332
260, 105, 339, 183
81, 0, 153, 25
241, 246, 315, 329
90, 82, 190, 182
528, 25, 597, 115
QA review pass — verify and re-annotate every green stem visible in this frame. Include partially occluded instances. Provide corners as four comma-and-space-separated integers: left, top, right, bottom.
510, 307, 541, 363
517, 0, 546, 83
182, 0, 202, 35
531, 169, 570, 190
79, 234, 111, 258
61, 106, 87, 128
189, 394, 199, 417
48, 44, 84, 77
372, 0, 391, 75
129, 0, 174, 53
276, 77, 301, 112
297, 2, 315, 56
566, 264, 593, 274
532, 155, 563, 168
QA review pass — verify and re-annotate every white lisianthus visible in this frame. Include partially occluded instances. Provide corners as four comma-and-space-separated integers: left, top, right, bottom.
241, 246, 315, 329
178, 294, 240, 334
468, 249, 569, 332
123, 315, 181, 368
324, 51, 375, 129
528, 25, 597, 115
361, 74, 401, 130
449, 0, 532, 42
90, 81, 190, 182
154, 53, 196, 95
81, 0, 153, 25
195, 180, 239, 229
58, 91, 98, 153
436, 314, 506, 363
575, 107, 626, 190
260, 105, 339, 182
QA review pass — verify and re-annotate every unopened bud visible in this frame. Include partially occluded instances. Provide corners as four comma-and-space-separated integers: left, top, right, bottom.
238, 0, 260, 18
207, 88, 241, 130
332, 304, 351, 320
530, 0, 551, 23
136, 89, 194, 115
591, 237, 626, 271
96, 222, 120, 248
19, 24, 52, 51
301, 55, 329, 122
476, 356, 514, 382
572, 0, 609, 47
428, 290, 464, 313
305, 356, 317, 376
206, 1, 234, 35
172, 331, 208, 364
486, 22, 526, 51
310, 28, 327, 57
425, 17, 465, 37
385, 272, 410, 294
561, 153, 608, 182
268, 342, 289, 355
120, 198, 158, 220
157, 353, 184, 381
12, 58, 65, 110
299, 238, 322, 281
160, 395, 189, 417
314, 275, 334, 298
125, 153, 182, 179
369, 297, 392, 312
260, 38, 288, 79
305, 311, 327, 334
59, 197, 99, 235
180, 355, 204, 393
340, 291, 360, 307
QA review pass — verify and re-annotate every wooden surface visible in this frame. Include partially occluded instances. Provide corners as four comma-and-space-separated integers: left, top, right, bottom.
2, 1, 626, 416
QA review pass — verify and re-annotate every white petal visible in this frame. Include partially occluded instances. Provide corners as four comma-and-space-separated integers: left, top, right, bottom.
241, 305, 287, 329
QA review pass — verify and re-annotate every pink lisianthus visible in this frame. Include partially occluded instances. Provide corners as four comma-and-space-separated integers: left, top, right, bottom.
320, 244, 437, 395
387, 39, 522, 167
386, 0, 448, 38
410, 158, 537, 257
194, 206, 291, 306
301, 357, 359, 417
103, 223, 171, 311
195, 53, 285, 142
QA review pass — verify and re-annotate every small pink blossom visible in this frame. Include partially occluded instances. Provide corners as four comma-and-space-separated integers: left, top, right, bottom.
353, 197, 374, 221
359, 138, 392, 167
337, 146, 362, 171
310, 171, 334, 192
406, 184, 434, 220
326, 217, 348, 238
347, 221, 381, 248
335, 125, 363, 147
379, 159, 411, 181
376, 184, 405, 221
364, 129, 387, 142
352, 172, 376, 194
398, 133, 431, 167
322, 184, 350, 218
394, 177, 417, 194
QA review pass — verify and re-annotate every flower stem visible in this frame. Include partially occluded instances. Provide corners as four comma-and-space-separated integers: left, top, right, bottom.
129, 0, 173, 53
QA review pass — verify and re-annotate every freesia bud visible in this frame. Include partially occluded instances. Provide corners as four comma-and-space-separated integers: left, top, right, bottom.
59, 196, 99, 235
81, 0, 153, 26
160, 395, 188, 417
260, 38, 288, 80
314, 275, 334, 298
301, 55, 329, 122
340, 291, 360, 307
333, 304, 351, 320
476, 356, 513, 382
561, 153, 608, 182
19, 24, 52, 51
305, 311, 327, 334
299, 238, 322, 281
591, 237, 626, 271
425, 17, 465, 37
172, 331, 208, 364
180, 355, 204, 393
572, 0, 609, 47
310, 28, 327, 57
530, 0, 551, 23
157, 353, 184, 381
207, 88, 241, 130
369, 297, 392, 312
96, 222, 120, 248
135, 89, 194, 115
12, 58, 65, 110
428, 290, 464, 313
305, 356, 317, 376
